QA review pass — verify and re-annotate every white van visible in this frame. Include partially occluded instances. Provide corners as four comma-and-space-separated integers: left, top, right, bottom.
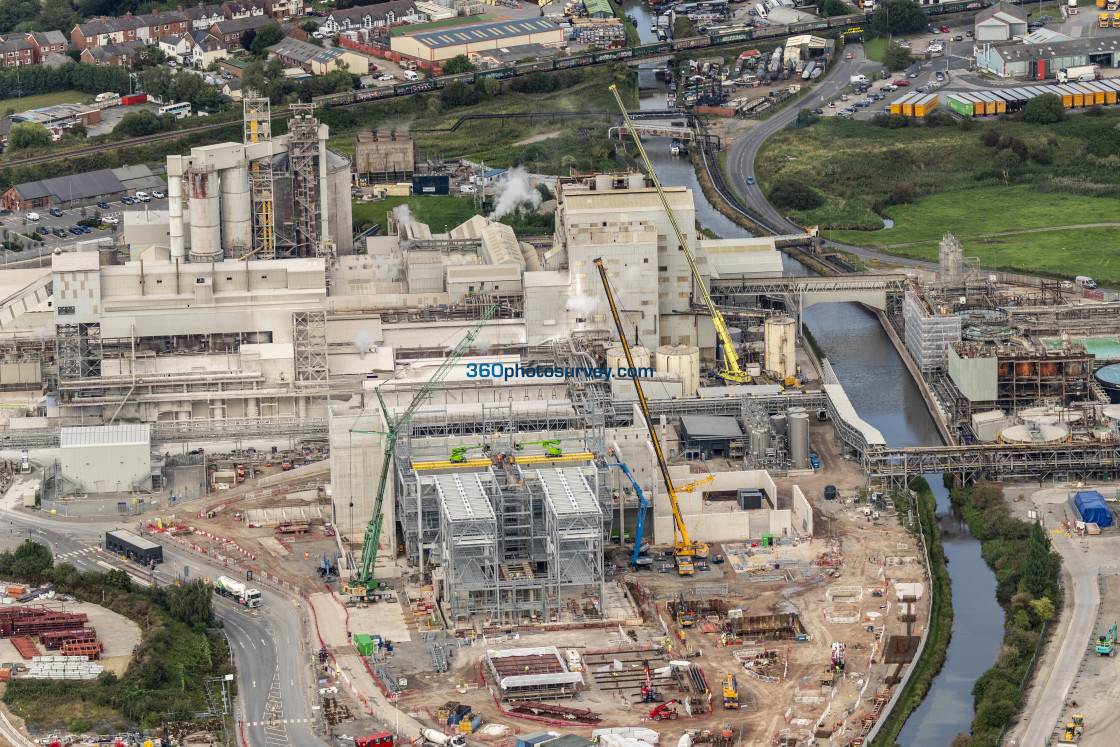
135, 191, 151, 203
1075, 276, 1097, 289
402, 70, 419, 81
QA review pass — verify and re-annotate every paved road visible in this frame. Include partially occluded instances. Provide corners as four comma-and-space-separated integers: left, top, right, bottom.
0, 479, 327, 747
1015, 530, 1100, 747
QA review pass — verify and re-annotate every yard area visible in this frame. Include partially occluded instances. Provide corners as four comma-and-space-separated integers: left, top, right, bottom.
352, 195, 481, 236
0, 90, 88, 115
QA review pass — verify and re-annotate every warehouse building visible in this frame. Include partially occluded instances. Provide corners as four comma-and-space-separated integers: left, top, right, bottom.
268, 36, 371, 74
975, 36, 1120, 78
678, 415, 743, 460
973, 3, 1028, 43
1, 165, 162, 210
59, 424, 153, 494
389, 17, 564, 62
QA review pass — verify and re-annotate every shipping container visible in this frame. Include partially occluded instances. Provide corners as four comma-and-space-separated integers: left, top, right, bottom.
120, 93, 147, 106
946, 95, 973, 116
913, 93, 939, 118
412, 174, 450, 196
891, 91, 918, 115
517, 733, 557, 747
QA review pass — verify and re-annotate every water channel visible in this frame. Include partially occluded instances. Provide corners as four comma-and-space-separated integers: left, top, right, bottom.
634, 76, 1004, 741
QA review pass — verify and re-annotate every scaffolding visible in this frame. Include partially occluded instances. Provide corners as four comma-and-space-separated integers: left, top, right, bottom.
55, 323, 101, 384
292, 311, 328, 385
243, 98, 277, 261
287, 104, 320, 258
903, 289, 962, 373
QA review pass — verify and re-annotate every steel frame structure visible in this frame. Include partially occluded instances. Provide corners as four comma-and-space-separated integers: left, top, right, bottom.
436, 471, 499, 625
243, 98, 277, 261
287, 105, 320, 258
292, 311, 328, 385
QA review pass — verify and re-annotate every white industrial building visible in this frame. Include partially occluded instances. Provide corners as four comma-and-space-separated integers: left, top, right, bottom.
59, 423, 152, 494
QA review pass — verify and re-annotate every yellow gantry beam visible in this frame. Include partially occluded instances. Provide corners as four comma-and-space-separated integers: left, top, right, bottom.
409, 452, 596, 471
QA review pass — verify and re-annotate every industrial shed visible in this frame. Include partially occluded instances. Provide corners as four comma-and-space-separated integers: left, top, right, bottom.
975, 36, 1120, 78
390, 17, 564, 62
679, 415, 743, 460
60, 424, 152, 495
2, 166, 162, 211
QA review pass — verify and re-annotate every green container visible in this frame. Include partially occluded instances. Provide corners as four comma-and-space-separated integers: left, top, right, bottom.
354, 634, 375, 657
946, 96, 973, 117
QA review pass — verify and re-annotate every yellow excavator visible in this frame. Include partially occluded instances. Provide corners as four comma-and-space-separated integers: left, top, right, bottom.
608, 83, 752, 384
1058, 714, 1084, 745
594, 257, 708, 573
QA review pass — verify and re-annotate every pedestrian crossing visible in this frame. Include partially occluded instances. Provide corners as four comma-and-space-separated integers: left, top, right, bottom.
244, 718, 309, 726
56, 547, 99, 560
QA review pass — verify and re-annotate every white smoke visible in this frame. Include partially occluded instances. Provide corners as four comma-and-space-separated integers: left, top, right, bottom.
566, 293, 599, 316
488, 166, 542, 220
371, 252, 402, 281
621, 264, 643, 285
393, 203, 420, 237
353, 330, 377, 359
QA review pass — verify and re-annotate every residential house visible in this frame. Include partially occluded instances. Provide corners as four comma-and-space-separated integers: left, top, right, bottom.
80, 39, 146, 66
210, 15, 273, 47
159, 34, 192, 61
70, 15, 146, 50
26, 31, 68, 59
320, 2, 424, 34
187, 30, 229, 67
221, 0, 267, 20
0, 35, 37, 67
137, 9, 191, 42
184, 3, 225, 30
264, 0, 306, 22
222, 78, 242, 100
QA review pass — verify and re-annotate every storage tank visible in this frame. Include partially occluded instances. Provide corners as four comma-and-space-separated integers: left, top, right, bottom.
220, 164, 252, 256
656, 344, 700, 396
167, 165, 186, 261
188, 166, 222, 263
770, 413, 787, 438
998, 423, 1069, 444
606, 345, 652, 374
764, 316, 797, 378
1102, 405, 1120, 422
1096, 364, 1120, 403
750, 428, 769, 460
628, 173, 646, 190
594, 174, 613, 192
789, 411, 810, 469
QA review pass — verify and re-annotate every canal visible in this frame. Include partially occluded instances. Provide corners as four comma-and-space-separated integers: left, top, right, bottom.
635, 82, 1004, 743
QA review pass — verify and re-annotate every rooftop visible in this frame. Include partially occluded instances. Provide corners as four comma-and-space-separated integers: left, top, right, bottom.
405, 17, 559, 49
61, 423, 151, 447
679, 414, 743, 439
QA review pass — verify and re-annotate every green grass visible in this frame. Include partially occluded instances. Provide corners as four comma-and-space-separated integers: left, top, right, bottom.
864, 37, 888, 63
353, 196, 481, 235
0, 90, 87, 114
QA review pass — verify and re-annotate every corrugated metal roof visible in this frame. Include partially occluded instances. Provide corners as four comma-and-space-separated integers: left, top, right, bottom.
15, 168, 126, 203
680, 415, 743, 439
410, 17, 558, 48
60, 423, 151, 448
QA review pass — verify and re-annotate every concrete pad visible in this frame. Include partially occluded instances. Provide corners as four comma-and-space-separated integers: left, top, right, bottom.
309, 592, 350, 648
348, 599, 413, 644
259, 537, 289, 557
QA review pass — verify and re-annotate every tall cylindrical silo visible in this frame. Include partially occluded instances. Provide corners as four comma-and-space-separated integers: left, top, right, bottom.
790, 411, 810, 469
220, 164, 252, 256
770, 413, 787, 438
656, 344, 700, 396
188, 166, 222, 263
167, 161, 186, 261
764, 316, 797, 379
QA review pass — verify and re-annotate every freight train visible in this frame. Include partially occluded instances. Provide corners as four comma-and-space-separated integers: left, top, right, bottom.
312, 1, 990, 109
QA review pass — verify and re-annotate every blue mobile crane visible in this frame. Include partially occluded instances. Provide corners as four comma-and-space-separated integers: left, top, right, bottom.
599, 455, 651, 568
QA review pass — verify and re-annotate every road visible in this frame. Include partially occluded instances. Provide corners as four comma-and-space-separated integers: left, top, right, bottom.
1014, 530, 1100, 747
0, 477, 327, 747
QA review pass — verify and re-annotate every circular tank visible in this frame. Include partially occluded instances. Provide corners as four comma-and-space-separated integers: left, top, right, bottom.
750, 428, 769, 460
764, 316, 797, 378
728, 327, 742, 343
594, 174, 613, 192
627, 173, 646, 190
999, 423, 1069, 444
1103, 405, 1120, 421
1096, 363, 1120, 403
1020, 407, 1082, 425
770, 413, 788, 438
188, 168, 223, 262
220, 164, 252, 255
656, 344, 700, 396
606, 345, 652, 374
789, 411, 810, 469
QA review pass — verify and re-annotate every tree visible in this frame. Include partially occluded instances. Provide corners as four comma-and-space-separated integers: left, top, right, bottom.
114, 110, 171, 137
168, 580, 214, 627
816, 0, 848, 16
1030, 596, 1055, 623
442, 54, 477, 75
796, 108, 819, 126
250, 21, 284, 58
871, 0, 928, 35
1023, 93, 1065, 124
66, 122, 87, 139
1022, 522, 1054, 596
479, 77, 500, 97
7, 123, 52, 151
768, 178, 822, 211
882, 43, 914, 72
440, 81, 478, 107
0, 540, 53, 577
888, 113, 909, 129
131, 45, 166, 70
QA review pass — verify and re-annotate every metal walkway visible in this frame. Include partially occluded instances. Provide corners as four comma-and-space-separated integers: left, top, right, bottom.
710, 273, 911, 311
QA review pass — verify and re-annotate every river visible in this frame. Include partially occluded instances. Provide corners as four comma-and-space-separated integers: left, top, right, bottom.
635, 81, 1004, 743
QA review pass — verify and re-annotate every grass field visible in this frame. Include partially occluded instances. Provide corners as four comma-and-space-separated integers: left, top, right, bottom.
0, 90, 87, 114
758, 108, 1120, 280
352, 196, 480, 235
863, 37, 888, 63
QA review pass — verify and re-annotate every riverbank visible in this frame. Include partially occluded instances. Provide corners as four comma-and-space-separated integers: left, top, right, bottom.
871, 477, 954, 746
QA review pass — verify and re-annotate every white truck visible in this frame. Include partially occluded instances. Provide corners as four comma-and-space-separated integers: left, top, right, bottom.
422, 729, 466, 747
1056, 64, 1098, 83
1068, 0, 1078, 13
213, 575, 262, 608
850, 74, 868, 85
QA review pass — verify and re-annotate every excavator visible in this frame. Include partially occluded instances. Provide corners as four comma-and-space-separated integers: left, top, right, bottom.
594, 257, 709, 574
1096, 621, 1115, 655
650, 699, 679, 721
723, 674, 739, 709
676, 592, 697, 627
608, 83, 752, 385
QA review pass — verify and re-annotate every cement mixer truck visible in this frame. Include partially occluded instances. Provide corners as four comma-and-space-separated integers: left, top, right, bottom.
212, 575, 262, 608
422, 729, 466, 747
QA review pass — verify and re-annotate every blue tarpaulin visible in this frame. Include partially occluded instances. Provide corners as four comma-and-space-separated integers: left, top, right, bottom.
1075, 491, 1113, 527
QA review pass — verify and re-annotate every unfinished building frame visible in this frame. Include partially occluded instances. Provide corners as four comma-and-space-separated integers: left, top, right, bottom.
287, 104, 321, 258
244, 97, 277, 261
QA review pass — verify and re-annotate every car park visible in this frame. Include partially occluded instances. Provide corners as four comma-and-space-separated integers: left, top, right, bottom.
102, 216, 119, 225
36, 225, 47, 235
27, 212, 39, 221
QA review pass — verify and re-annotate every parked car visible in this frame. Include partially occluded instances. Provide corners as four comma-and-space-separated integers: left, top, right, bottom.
135, 191, 150, 202
49, 207, 63, 217
0, 208, 10, 216
935, 72, 945, 81
77, 225, 91, 233
953, 35, 963, 41
377, 74, 394, 81
102, 216, 119, 225
52, 227, 66, 237
940, 25, 950, 32
152, 190, 165, 199
26, 212, 39, 221
893, 79, 909, 86
68, 226, 82, 235
909, 72, 919, 78
120, 196, 132, 204
97, 201, 109, 209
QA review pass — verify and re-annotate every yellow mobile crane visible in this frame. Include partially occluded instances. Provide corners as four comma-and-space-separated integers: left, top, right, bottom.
608, 84, 752, 384
594, 257, 707, 573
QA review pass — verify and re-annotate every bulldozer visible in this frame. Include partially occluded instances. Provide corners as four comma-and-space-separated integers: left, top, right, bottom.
1058, 715, 1084, 745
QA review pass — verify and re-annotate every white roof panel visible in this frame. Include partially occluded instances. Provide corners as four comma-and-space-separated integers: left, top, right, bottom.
60, 423, 150, 448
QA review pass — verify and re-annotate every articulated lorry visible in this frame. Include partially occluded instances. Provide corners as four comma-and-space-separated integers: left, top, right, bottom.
1056, 64, 1099, 83
212, 575, 262, 608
